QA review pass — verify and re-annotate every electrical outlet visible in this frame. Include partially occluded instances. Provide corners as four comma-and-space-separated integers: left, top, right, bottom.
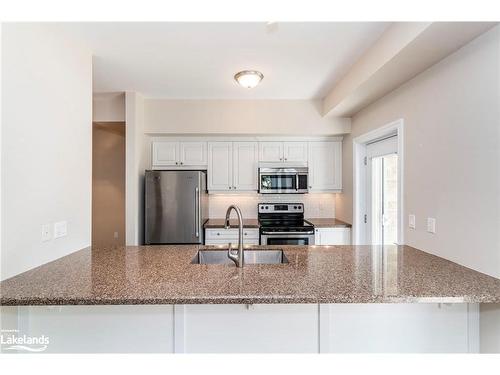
113, 231, 119, 239
427, 218, 436, 234
409, 214, 416, 229
54, 221, 67, 239
41, 224, 51, 242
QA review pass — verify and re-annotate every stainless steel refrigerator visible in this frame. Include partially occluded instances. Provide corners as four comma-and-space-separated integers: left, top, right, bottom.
145, 170, 208, 244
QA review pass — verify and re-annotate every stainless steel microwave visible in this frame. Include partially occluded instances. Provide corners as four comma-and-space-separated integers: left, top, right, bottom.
258, 167, 309, 194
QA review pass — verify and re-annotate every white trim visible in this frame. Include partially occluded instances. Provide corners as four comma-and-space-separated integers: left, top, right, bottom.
467, 303, 480, 353
353, 119, 405, 245
173, 305, 186, 353
149, 135, 344, 142
318, 304, 330, 353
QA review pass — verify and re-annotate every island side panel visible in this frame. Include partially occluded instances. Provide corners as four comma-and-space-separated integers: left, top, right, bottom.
10, 305, 175, 353
179, 304, 319, 353
480, 303, 500, 353
320, 303, 474, 353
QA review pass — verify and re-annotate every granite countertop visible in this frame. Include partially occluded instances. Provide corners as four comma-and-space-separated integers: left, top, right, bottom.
204, 218, 350, 229
1, 245, 499, 306
204, 219, 260, 228
306, 218, 351, 228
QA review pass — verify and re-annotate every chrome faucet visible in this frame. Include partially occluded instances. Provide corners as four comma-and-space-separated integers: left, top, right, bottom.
225, 205, 244, 267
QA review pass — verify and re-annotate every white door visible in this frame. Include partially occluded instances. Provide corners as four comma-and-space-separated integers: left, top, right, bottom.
152, 141, 179, 167
208, 142, 233, 191
259, 142, 284, 162
283, 142, 308, 162
232, 141, 258, 191
180, 142, 207, 166
366, 135, 398, 245
308, 141, 342, 191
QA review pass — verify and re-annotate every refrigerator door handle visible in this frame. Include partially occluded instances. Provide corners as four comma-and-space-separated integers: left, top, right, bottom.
195, 187, 200, 237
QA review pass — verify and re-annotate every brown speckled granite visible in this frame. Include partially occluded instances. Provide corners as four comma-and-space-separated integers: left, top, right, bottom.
306, 218, 351, 228
204, 219, 260, 228
1, 245, 499, 305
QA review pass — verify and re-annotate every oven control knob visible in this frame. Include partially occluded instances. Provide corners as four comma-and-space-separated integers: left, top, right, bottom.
265, 206, 269, 209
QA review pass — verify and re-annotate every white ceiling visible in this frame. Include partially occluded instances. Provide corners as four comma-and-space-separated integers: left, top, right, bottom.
57, 22, 389, 99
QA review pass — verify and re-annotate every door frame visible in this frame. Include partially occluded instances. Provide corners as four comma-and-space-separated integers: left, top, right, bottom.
352, 119, 405, 245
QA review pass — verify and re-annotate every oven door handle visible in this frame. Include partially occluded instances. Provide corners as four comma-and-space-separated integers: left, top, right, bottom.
261, 231, 315, 235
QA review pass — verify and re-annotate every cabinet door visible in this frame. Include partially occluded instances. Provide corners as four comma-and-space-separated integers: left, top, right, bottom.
315, 228, 351, 245
308, 141, 342, 191
259, 142, 284, 162
208, 142, 233, 191
152, 141, 179, 167
180, 142, 207, 166
182, 304, 319, 353
233, 142, 258, 191
283, 142, 308, 162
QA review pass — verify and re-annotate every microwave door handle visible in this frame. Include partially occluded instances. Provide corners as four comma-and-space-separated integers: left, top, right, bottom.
295, 174, 299, 191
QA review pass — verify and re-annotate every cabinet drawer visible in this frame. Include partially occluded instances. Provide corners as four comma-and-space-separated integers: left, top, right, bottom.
205, 228, 259, 240
205, 239, 260, 246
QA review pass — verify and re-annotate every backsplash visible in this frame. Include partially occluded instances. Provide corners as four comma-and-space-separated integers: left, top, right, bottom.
208, 193, 336, 219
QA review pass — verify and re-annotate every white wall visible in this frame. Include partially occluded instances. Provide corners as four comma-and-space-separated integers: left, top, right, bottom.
144, 99, 351, 135
125, 92, 146, 245
93, 92, 125, 122
1, 24, 92, 280
336, 26, 500, 278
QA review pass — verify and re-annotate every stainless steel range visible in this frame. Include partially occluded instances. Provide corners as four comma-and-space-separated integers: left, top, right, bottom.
258, 203, 315, 245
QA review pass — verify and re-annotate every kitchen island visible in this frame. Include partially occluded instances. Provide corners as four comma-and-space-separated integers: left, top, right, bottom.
1, 245, 499, 352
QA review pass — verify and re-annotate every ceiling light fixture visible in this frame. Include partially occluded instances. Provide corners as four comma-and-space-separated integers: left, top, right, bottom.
234, 70, 264, 89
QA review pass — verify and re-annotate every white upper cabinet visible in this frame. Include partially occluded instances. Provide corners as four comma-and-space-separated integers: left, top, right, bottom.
208, 141, 258, 192
152, 140, 207, 168
180, 142, 207, 166
259, 142, 284, 162
308, 141, 342, 191
283, 142, 308, 162
152, 137, 342, 193
259, 141, 307, 163
152, 141, 179, 167
208, 142, 233, 191
232, 142, 258, 191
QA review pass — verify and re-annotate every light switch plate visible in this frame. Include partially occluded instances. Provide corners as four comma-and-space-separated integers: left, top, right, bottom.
409, 214, 416, 229
54, 221, 67, 239
427, 218, 436, 234
41, 224, 51, 242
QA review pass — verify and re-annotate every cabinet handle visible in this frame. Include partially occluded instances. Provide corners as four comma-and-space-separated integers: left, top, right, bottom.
279, 157, 282, 161
180, 162, 184, 165
175, 162, 179, 165
217, 233, 220, 236
229, 186, 232, 189
233, 186, 237, 189
285, 158, 288, 161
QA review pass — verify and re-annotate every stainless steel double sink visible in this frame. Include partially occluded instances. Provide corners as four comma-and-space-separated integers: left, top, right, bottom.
191, 249, 288, 265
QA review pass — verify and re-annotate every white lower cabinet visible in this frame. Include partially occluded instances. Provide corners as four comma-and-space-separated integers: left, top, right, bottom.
179, 304, 319, 353
315, 227, 351, 245
205, 228, 259, 246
